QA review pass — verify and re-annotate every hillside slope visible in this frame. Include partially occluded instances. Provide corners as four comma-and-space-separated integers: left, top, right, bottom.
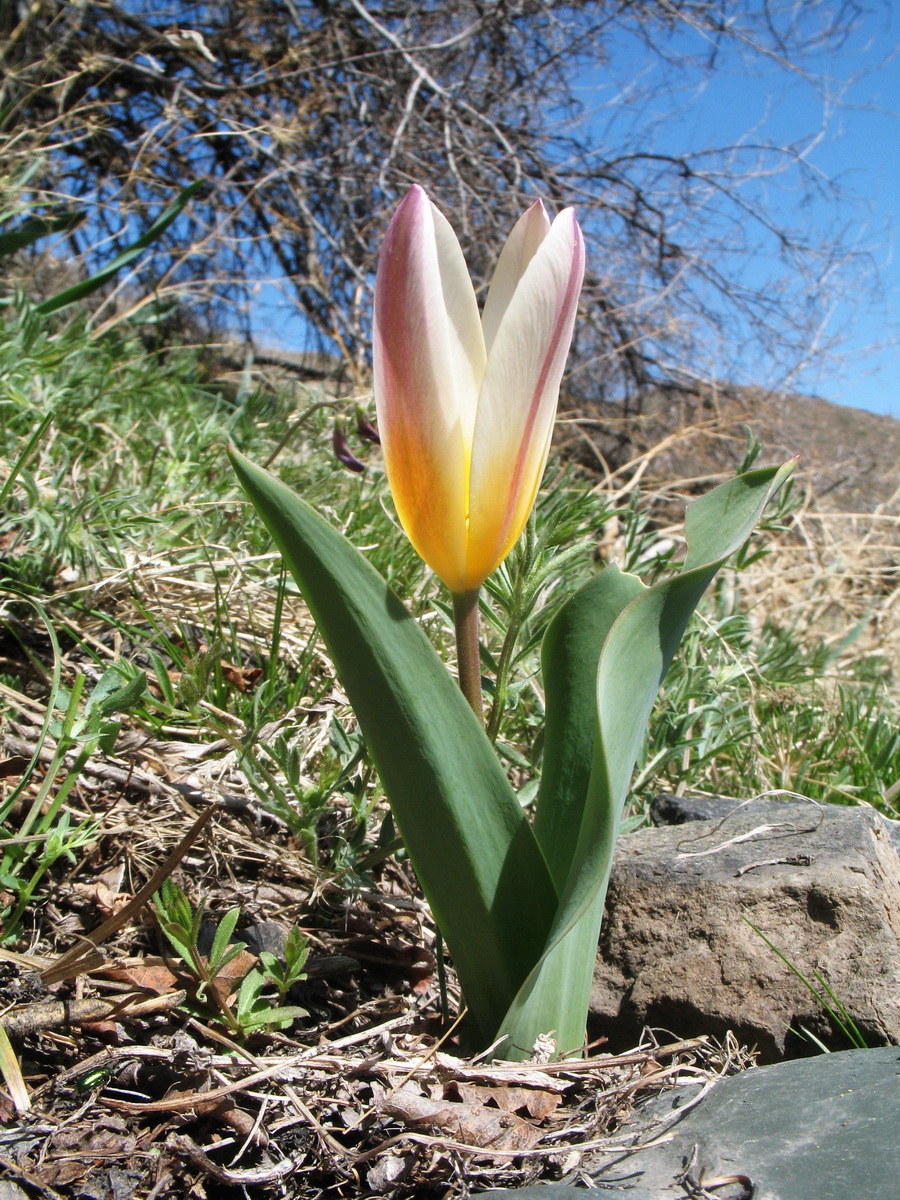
563, 384, 900, 513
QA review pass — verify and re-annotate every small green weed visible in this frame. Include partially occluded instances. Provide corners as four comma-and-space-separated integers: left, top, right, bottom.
638, 583, 899, 816
0, 604, 148, 940
153, 878, 308, 1039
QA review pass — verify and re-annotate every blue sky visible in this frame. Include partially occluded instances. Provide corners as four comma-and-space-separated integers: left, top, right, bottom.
255, 5, 897, 420
572, 5, 898, 417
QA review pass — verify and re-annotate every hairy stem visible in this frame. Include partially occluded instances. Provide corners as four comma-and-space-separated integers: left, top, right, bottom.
485, 612, 524, 743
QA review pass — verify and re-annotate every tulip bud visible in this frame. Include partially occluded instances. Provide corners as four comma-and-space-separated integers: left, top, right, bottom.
374, 185, 584, 594
355, 407, 380, 444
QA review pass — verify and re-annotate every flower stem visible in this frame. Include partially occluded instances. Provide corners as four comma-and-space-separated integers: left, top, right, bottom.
452, 588, 483, 721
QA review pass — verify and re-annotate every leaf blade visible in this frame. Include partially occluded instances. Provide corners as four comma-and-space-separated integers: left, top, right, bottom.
35, 182, 203, 316
534, 563, 645, 887
498, 460, 796, 1057
229, 448, 558, 1044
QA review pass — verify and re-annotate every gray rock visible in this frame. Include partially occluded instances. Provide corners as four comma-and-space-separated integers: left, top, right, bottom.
478, 1047, 900, 1199
478, 1190, 593, 1199
650, 791, 742, 825
241, 919, 288, 959
0, 1184, 31, 1200
652, 791, 900, 855
591, 799, 900, 1059
592, 1045, 900, 1199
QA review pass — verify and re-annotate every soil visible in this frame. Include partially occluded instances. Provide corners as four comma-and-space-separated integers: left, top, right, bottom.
0, 758, 751, 1198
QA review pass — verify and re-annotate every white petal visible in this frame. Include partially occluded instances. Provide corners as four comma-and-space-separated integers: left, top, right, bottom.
480, 200, 552, 357
429, 201, 486, 449
467, 209, 584, 580
373, 186, 486, 590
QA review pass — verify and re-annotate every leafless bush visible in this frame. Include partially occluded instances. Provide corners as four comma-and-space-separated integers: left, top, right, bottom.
1, 0, 877, 408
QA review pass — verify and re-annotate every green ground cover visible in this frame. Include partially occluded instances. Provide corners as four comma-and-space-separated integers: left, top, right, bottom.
0, 295, 896, 945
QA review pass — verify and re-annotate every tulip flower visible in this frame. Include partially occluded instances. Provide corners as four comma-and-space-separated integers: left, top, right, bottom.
374, 186, 585, 598
231, 186, 793, 1058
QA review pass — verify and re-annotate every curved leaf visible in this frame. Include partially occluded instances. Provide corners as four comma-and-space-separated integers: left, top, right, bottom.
36, 182, 203, 316
229, 448, 558, 1044
534, 563, 645, 887
497, 460, 796, 1057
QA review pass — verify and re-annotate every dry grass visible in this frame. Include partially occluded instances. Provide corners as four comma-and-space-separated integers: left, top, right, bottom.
569, 404, 900, 700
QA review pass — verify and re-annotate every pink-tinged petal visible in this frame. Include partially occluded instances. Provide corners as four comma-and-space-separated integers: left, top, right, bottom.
466, 208, 585, 586
480, 199, 552, 357
374, 186, 485, 591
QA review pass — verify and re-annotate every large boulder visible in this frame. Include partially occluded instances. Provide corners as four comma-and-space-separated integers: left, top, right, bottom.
479, 1047, 900, 1200
590, 797, 900, 1059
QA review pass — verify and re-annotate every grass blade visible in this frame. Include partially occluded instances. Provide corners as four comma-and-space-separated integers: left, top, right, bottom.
36, 182, 203, 316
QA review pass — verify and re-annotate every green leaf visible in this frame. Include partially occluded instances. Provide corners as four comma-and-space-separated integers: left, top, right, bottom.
160, 922, 196, 971
211, 941, 248, 977
209, 906, 242, 972
235, 968, 267, 1020
35, 182, 203, 316
497, 460, 796, 1058
241, 1004, 308, 1031
228, 447, 558, 1045
190, 900, 204, 948
149, 651, 176, 708
284, 926, 309, 978
86, 665, 148, 719
258, 951, 285, 985
234, 963, 308, 1031
0, 210, 85, 259
534, 564, 645, 888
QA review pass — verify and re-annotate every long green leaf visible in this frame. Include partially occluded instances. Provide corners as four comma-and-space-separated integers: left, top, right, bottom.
229, 448, 558, 1044
36, 182, 203, 316
497, 460, 795, 1057
534, 563, 645, 888
0, 210, 85, 259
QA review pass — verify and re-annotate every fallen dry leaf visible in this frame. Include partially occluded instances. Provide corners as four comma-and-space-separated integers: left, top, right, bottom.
0, 755, 29, 779
105, 960, 181, 995
447, 1080, 561, 1121
382, 1084, 542, 1152
220, 659, 263, 692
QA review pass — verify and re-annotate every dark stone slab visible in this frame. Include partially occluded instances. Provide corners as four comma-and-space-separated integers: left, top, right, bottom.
650, 791, 739, 825
652, 792, 900, 856
479, 1047, 900, 1199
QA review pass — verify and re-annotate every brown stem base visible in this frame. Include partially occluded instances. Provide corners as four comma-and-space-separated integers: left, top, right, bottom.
452, 588, 483, 722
